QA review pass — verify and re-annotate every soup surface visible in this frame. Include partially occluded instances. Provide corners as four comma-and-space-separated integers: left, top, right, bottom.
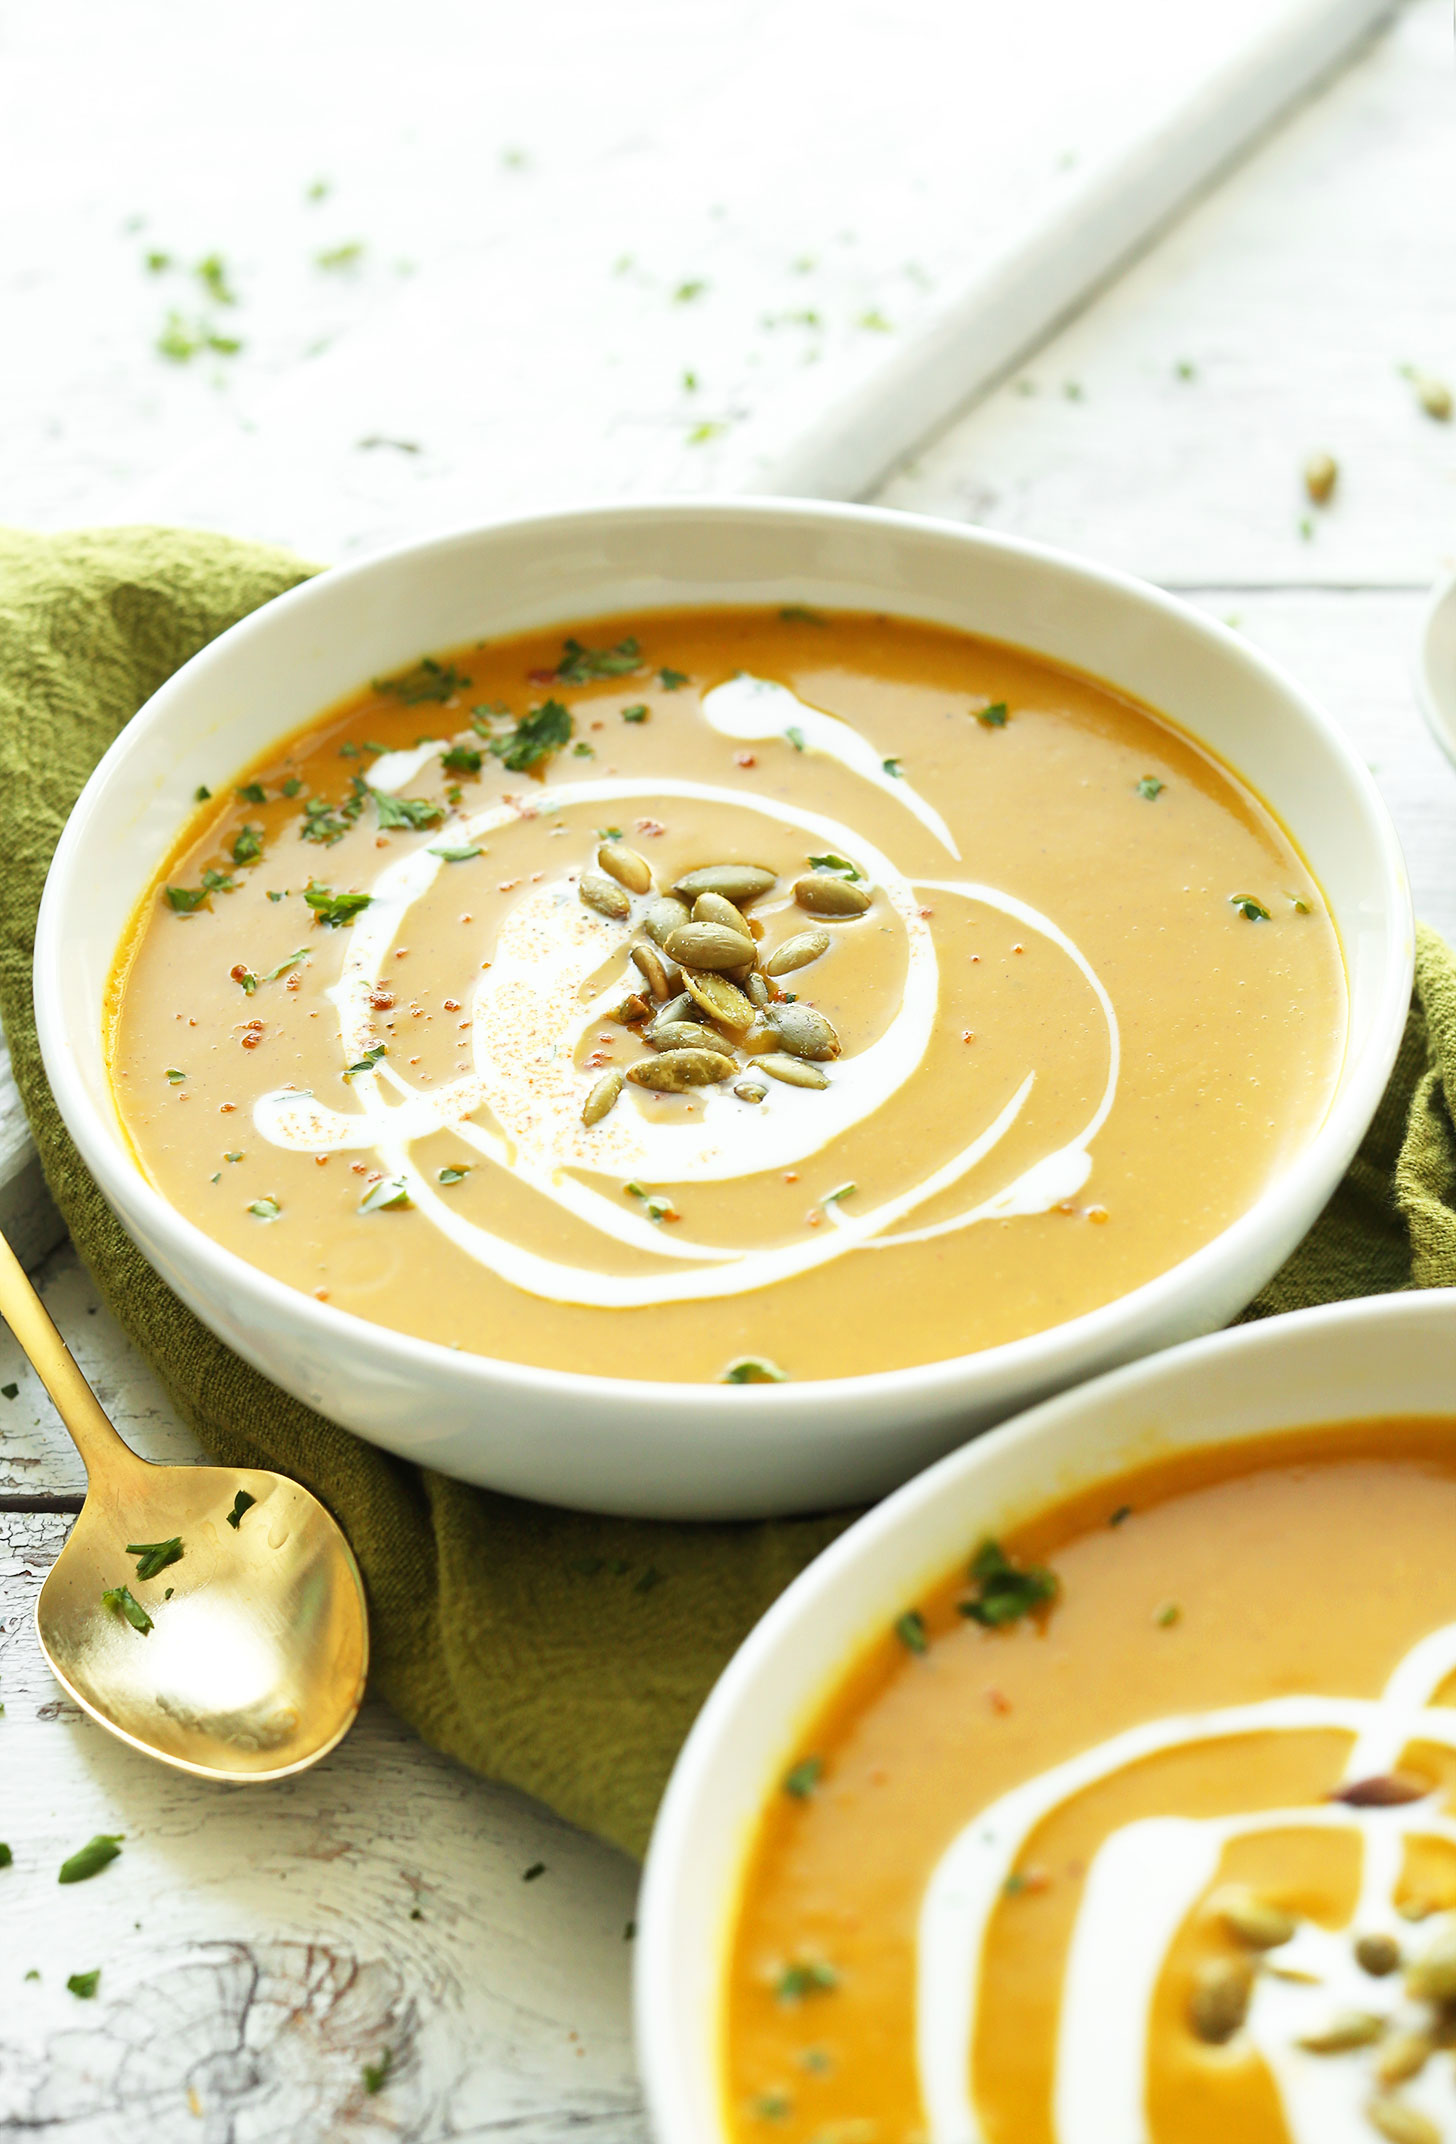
724, 1419, 1456, 2144
108, 607, 1345, 1382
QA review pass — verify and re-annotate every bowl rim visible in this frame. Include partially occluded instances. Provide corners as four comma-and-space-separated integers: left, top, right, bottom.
35, 494, 1414, 1429
631, 1286, 1456, 2140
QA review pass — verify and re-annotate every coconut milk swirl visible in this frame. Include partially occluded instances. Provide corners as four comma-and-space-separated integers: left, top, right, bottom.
918, 1620, 1456, 2144
252, 680, 1120, 1309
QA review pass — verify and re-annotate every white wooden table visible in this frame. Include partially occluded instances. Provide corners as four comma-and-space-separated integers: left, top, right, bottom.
3, 2, 1455, 2133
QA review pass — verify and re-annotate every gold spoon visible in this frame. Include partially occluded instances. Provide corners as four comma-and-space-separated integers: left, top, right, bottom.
0, 1226, 369, 1779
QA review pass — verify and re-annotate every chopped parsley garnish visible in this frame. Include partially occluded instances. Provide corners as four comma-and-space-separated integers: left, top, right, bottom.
345, 1044, 387, 1078
621, 703, 649, 724
202, 869, 236, 893
235, 968, 258, 995
437, 1165, 470, 1184
488, 699, 572, 773
440, 744, 482, 774
300, 778, 369, 842
164, 885, 208, 914
358, 1176, 411, 1213
555, 636, 641, 683
775, 1959, 839, 2003
165, 1068, 187, 1084
784, 725, 806, 752
753, 2090, 792, 2121
101, 1584, 153, 1635
721, 1356, 788, 1384
882, 756, 904, 778
224, 1150, 243, 1162
975, 702, 1009, 728
1108, 1504, 1133, 1527
127, 1537, 183, 1582
194, 783, 212, 802
247, 1197, 281, 1221
1229, 893, 1271, 921
226, 1490, 256, 1530
316, 240, 365, 272
281, 775, 302, 796
779, 605, 825, 625
304, 884, 372, 927
373, 657, 469, 705
822, 1181, 857, 1204
658, 667, 689, 692
782, 1756, 823, 1799
195, 253, 236, 306
362, 2048, 393, 2094
230, 824, 264, 866
66, 1970, 101, 1999
958, 1539, 1058, 1627
572, 740, 596, 758
58, 1835, 123, 1884
674, 279, 708, 303
806, 853, 861, 880
687, 420, 726, 445
0, 1843, 11, 1866
1136, 776, 1165, 800
235, 781, 267, 804
0, 1384, 16, 1400
1156, 1601, 1181, 1627
895, 1610, 928, 1654
429, 845, 483, 863
373, 791, 443, 831
263, 947, 310, 980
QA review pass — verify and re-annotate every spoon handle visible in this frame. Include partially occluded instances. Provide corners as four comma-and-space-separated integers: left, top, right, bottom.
0, 1224, 141, 1484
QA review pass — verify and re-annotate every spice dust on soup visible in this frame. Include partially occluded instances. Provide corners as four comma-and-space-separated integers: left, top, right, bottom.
106, 608, 1345, 1382
725, 1421, 1456, 2144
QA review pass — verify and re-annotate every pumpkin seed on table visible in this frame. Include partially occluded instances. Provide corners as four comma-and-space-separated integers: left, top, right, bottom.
765, 929, 831, 977
793, 874, 872, 918
675, 863, 777, 905
663, 921, 756, 972
626, 1048, 737, 1091
649, 1020, 726, 1055
596, 842, 653, 894
1366, 2100, 1441, 2144
581, 1069, 624, 1125
768, 1004, 841, 1061
759, 1052, 829, 1090
630, 942, 672, 1000
644, 895, 691, 947
579, 871, 631, 921
1188, 1956, 1253, 2045
681, 968, 756, 1029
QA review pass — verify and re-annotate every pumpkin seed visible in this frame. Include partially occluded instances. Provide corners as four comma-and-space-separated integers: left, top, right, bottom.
721, 1355, 787, 1382
768, 1004, 841, 1061
1374, 2030, 1433, 2087
1297, 2011, 1385, 2053
663, 921, 757, 971
1405, 1921, 1456, 2002
681, 968, 756, 1028
1188, 1957, 1253, 2045
630, 943, 672, 1001
1304, 451, 1338, 504
626, 1048, 736, 1091
735, 1081, 768, 1103
692, 890, 749, 933
1366, 2100, 1441, 2144
647, 991, 697, 1038
760, 1052, 829, 1090
1355, 1934, 1402, 1978
1417, 375, 1453, 422
612, 993, 650, 1025
644, 895, 691, 947
579, 871, 631, 921
745, 972, 771, 1010
675, 864, 777, 905
794, 874, 872, 918
596, 842, 652, 894
1211, 1887, 1297, 1951
766, 929, 831, 977
649, 1021, 724, 1055
581, 1069, 624, 1125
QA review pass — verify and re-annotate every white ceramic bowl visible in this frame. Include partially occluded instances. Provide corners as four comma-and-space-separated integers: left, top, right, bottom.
635, 1288, 1456, 2139
35, 500, 1412, 1519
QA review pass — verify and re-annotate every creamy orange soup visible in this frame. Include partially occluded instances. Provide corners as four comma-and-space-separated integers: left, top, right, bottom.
725, 1421, 1456, 2144
107, 607, 1345, 1382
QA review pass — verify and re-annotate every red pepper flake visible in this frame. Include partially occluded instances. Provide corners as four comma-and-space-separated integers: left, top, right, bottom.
240, 1028, 264, 1051
734, 751, 757, 768
1012, 943, 1024, 954
1056, 1200, 1077, 1216
528, 667, 556, 685
314, 1155, 330, 1167
313, 1286, 330, 1301
229, 963, 249, 984
375, 836, 389, 848
1086, 1205, 1109, 1224
443, 999, 460, 1012
351, 1162, 368, 1174
783, 1171, 799, 1184
636, 818, 666, 837
805, 1210, 822, 1227
394, 948, 410, 958
986, 1687, 1012, 1716
459, 913, 472, 923
590, 719, 605, 731
369, 989, 395, 1010
918, 907, 934, 919
962, 1030, 976, 1043
219, 1102, 237, 1113
286, 976, 301, 991
498, 879, 520, 892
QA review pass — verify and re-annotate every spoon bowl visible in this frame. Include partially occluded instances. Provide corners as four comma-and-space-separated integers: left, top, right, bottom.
38, 1453, 368, 1780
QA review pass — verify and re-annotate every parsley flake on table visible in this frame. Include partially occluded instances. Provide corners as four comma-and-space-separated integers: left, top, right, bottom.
958, 1539, 1058, 1627
226, 1490, 256, 1530
101, 1583, 153, 1634
126, 1537, 183, 1582
373, 792, 443, 831
66, 1969, 101, 1999
0, 1384, 16, 1401
304, 885, 372, 927
488, 699, 572, 773
58, 1834, 123, 1885
782, 1756, 823, 1799
195, 253, 236, 306
362, 2048, 394, 2094
0, 1844, 11, 1867
522, 1861, 547, 1882
554, 636, 641, 683
373, 657, 469, 705
194, 783, 212, 802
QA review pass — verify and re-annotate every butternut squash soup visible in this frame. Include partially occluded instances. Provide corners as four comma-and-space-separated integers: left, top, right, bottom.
106, 608, 1345, 1382
724, 1419, 1456, 2144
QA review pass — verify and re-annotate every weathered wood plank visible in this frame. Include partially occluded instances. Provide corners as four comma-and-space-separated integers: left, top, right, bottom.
0, 1512, 644, 2143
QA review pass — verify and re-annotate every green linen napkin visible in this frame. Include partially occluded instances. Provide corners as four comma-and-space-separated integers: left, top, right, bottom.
1, 525, 1453, 1860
